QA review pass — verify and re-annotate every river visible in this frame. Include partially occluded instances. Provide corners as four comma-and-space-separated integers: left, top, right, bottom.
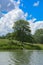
0, 50, 43, 65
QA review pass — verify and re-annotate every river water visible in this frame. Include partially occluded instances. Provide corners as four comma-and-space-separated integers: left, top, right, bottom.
0, 50, 43, 65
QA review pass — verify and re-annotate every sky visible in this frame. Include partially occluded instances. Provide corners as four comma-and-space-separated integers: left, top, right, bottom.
0, 0, 43, 35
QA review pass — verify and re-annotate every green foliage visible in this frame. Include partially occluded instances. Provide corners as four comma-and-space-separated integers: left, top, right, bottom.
34, 29, 43, 43
0, 39, 43, 50
13, 20, 32, 42
5, 32, 15, 39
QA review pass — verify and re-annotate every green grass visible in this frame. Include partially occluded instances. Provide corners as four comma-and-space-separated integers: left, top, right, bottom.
0, 39, 43, 50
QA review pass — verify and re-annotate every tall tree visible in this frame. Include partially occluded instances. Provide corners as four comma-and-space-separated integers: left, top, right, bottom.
13, 20, 32, 42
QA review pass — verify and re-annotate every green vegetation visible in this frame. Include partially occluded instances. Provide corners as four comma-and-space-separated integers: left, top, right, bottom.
13, 20, 33, 42
0, 20, 43, 50
34, 29, 43, 43
0, 39, 43, 50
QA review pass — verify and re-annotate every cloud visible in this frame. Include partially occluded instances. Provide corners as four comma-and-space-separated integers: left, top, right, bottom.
29, 14, 32, 18
0, 8, 27, 35
0, 0, 21, 18
28, 18, 43, 34
7, 3, 11, 7
24, 13, 28, 17
10, 0, 20, 8
33, 1, 40, 7
0, 10, 43, 36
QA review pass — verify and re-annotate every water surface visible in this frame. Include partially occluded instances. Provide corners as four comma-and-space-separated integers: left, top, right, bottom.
0, 50, 43, 65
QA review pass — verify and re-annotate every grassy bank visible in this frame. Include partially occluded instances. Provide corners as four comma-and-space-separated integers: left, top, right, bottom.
0, 39, 43, 50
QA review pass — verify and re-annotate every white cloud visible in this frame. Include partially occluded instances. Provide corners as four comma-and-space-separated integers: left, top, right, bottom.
0, 11, 43, 35
7, 3, 11, 7
33, 1, 40, 7
28, 18, 43, 34
0, 8, 27, 35
24, 12, 28, 17
0, 9, 43, 35
10, 0, 20, 8
17, 0, 20, 4
29, 14, 32, 18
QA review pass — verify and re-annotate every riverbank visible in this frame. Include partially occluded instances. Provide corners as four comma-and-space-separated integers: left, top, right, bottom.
0, 39, 43, 50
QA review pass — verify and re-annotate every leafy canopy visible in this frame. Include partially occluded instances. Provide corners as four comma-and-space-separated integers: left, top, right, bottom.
13, 20, 32, 42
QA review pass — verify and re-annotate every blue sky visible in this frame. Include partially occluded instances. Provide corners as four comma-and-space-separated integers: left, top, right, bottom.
0, 0, 43, 21
19, 0, 43, 21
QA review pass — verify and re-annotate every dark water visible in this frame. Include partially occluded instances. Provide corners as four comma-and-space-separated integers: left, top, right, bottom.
0, 50, 43, 65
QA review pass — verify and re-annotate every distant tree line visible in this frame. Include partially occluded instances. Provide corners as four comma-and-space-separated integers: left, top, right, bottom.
0, 20, 43, 44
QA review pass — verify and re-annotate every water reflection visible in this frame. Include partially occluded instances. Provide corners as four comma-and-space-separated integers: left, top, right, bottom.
0, 50, 43, 65
9, 50, 32, 65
